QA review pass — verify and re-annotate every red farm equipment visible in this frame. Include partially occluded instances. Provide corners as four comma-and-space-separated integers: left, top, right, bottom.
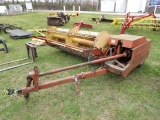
5, 27, 151, 99
112, 12, 160, 34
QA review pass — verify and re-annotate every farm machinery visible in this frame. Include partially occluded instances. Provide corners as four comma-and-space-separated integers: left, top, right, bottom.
5, 26, 151, 99
92, 15, 113, 24
112, 12, 160, 34
47, 12, 70, 26
0, 23, 22, 33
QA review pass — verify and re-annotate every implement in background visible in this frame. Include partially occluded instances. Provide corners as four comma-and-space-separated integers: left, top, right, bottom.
112, 12, 160, 34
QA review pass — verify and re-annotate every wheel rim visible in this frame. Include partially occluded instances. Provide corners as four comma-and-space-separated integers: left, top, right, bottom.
5, 28, 11, 33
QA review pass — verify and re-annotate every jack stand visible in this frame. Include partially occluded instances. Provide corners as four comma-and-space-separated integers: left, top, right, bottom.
26, 42, 38, 62
0, 37, 8, 53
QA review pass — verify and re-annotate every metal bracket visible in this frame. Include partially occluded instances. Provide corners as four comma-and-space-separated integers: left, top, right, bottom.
81, 72, 85, 79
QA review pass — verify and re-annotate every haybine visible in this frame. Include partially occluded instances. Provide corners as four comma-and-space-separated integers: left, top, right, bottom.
5, 27, 151, 99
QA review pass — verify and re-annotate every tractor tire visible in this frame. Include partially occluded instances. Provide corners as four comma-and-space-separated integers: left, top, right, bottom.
4, 27, 12, 33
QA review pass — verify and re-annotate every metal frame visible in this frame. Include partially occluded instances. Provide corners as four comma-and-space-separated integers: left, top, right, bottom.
0, 42, 38, 72
0, 39, 8, 53
112, 12, 159, 34
120, 12, 156, 34
5, 32, 151, 99
17, 53, 126, 98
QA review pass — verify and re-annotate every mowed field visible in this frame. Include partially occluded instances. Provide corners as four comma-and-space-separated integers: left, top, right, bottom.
0, 12, 160, 120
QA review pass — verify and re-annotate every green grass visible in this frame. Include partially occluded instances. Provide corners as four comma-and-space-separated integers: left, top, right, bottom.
0, 12, 160, 120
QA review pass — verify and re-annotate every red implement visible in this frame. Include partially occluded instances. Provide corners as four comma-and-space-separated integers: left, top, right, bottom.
74, 21, 93, 29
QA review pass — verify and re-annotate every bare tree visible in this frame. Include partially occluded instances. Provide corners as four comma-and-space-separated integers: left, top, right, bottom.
44, 0, 51, 10
98, 0, 101, 10
34, 0, 37, 6
73, 0, 77, 6
12, 0, 15, 4
50, 0, 54, 9
16, 0, 19, 4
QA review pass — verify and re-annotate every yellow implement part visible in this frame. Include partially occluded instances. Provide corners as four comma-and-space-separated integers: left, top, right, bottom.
27, 29, 47, 36
27, 29, 47, 32
94, 31, 109, 51
32, 38, 46, 46
111, 19, 119, 25
45, 27, 109, 52
132, 16, 155, 25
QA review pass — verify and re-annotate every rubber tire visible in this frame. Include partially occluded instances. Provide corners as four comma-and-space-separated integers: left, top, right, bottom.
24, 93, 30, 99
4, 27, 12, 33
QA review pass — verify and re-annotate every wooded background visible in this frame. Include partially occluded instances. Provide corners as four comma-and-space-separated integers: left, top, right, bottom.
1, 0, 101, 11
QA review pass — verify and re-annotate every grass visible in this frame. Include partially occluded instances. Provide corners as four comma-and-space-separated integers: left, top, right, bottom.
0, 12, 160, 120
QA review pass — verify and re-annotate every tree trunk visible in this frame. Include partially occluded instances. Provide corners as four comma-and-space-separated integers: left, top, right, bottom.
74, 0, 77, 7
98, 0, 101, 10
50, 0, 54, 10
34, 0, 37, 6
12, 0, 14, 4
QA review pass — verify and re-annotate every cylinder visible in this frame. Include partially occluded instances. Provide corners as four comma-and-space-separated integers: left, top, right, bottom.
52, 34, 66, 40
72, 38, 94, 47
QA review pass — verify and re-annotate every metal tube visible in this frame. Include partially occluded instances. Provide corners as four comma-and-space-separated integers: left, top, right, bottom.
0, 62, 32, 72
39, 53, 126, 76
22, 68, 110, 94
0, 58, 28, 66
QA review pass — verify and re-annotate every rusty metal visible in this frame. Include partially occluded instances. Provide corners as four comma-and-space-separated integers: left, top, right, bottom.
74, 21, 93, 29
18, 67, 111, 96
39, 53, 126, 77
5, 32, 151, 99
